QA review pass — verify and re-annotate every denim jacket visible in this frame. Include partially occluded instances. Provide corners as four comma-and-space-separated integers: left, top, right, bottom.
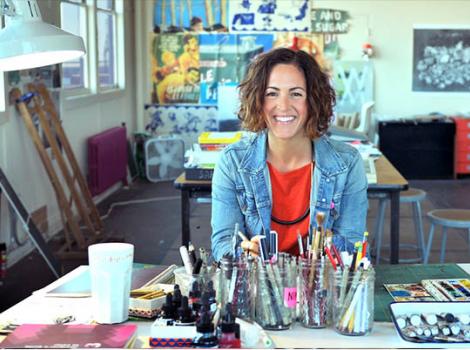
211, 130, 368, 261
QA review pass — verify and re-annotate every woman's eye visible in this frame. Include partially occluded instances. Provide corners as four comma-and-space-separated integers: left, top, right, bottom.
292, 92, 304, 97
265, 91, 277, 97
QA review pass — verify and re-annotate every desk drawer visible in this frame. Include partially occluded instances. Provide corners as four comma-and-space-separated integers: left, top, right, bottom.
455, 140, 470, 153
453, 117, 470, 132
456, 161, 470, 174
456, 151, 470, 163
456, 130, 470, 143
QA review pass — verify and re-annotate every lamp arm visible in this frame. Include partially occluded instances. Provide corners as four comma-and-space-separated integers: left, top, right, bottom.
0, 0, 16, 17
0, 0, 43, 21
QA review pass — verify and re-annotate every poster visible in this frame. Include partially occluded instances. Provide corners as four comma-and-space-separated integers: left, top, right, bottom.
229, 0, 310, 32
150, 33, 201, 104
154, 0, 229, 33
145, 105, 218, 150
413, 28, 470, 92
273, 32, 326, 69
199, 33, 273, 104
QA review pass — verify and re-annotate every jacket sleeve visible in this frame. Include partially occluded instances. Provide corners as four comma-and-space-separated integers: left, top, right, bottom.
332, 150, 368, 252
211, 150, 245, 262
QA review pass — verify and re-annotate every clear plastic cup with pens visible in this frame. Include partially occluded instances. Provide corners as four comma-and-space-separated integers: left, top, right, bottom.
298, 256, 332, 328
331, 264, 375, 336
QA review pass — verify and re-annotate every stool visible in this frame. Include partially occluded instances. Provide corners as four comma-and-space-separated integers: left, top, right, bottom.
423, 209, 470, 264
372, 188, 427, 264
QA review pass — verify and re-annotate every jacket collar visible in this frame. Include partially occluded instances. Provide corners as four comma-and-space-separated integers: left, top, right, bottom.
239, 130, 348, 176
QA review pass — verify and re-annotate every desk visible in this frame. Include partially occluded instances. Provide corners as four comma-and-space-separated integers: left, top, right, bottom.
1, 263, 468, 348
174, 156, 408, 264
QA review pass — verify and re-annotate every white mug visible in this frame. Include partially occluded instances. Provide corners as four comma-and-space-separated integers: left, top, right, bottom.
88, 243, 134, 324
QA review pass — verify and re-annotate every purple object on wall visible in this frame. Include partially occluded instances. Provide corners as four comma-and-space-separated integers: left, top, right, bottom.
87, 126, 128, 196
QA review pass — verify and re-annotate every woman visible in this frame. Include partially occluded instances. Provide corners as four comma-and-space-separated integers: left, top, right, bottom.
211, 48, 368, 261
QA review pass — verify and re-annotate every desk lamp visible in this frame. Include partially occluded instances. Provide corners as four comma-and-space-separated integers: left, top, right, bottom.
0, 0, 85, 71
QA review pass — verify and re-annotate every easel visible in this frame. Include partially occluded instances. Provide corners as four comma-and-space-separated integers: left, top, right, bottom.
0, 168, 60, 278
12, 83, 106, 260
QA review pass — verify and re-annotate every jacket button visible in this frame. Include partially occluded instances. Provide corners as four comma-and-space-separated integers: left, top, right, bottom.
326, 178, 330, 183
322, 198, 326, 202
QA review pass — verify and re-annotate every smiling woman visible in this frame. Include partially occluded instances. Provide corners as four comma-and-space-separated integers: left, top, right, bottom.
210, 48, 368, 261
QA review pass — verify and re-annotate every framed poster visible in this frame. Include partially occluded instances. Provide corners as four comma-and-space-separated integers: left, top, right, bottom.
413, 27, 470, 92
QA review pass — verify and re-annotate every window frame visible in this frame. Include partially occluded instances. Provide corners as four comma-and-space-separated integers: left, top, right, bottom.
60, 0, 125, 105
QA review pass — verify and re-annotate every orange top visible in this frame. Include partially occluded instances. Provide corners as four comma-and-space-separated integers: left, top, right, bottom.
268, 161, 312, 256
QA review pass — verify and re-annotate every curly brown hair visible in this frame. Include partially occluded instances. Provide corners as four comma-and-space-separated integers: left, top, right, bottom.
238, 48, 335, 139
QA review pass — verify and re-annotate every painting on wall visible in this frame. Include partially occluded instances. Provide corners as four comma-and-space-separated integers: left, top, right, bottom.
273, 32, 326, 69
154, 0, 229, 33
413, 27, 470, 92
229, 0, 310, 32
199, 33, 273, 105
150, 33, 200, 104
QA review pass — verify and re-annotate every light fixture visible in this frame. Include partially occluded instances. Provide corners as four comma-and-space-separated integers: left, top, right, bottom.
0, 0, 86, 71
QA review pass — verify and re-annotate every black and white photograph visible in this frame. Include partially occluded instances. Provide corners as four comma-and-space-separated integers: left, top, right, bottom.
413, 28, 470, 92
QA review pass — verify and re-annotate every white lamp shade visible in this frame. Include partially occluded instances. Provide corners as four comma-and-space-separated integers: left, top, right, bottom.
0, 19, 86, 71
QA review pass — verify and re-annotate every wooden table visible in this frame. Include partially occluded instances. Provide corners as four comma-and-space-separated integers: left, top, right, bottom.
174, 155, 408, 264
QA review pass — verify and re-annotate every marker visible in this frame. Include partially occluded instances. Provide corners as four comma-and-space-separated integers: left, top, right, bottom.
188, 242, 197, 265
361, 232, 369, 259
179, 246, 193, 275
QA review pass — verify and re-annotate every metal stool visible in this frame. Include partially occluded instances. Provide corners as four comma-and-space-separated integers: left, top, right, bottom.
423, 209, 470, 264
373, 188, 427, 264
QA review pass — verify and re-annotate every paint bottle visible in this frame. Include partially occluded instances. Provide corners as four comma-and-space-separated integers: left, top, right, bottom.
177, 296, 196, 325
219, 303, 241, 348
160, 293, 176, 321
192, 310, 218, 348
189, 280, 202, 312
172, 284, 182, 310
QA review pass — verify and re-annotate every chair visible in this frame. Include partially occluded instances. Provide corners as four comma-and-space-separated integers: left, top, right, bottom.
423, 209, 470, 263
372, 188, 427, 264
355, 101, 375, 139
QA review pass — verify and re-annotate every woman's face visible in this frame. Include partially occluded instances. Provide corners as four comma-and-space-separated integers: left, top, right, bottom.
263, 63, 308, 142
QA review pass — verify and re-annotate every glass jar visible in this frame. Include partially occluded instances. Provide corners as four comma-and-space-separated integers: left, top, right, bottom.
331, 266, 375, 336
298, 256, 332, 328
254, 258, 295, 330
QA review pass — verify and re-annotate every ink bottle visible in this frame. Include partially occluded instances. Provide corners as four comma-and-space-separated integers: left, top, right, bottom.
176, 296, 196, 325
172, 284, 182, 309
189, 280, 202, 312
192, 311, 218, 348
157, 293, 175, 325
219, 303, 241, 348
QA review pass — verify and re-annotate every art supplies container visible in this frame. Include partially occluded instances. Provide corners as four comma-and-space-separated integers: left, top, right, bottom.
298, 256, 332, 328
254, 257, 296, 330
331, 266, 375, 336
219, 255, 255, 321
173, 267, 221, 304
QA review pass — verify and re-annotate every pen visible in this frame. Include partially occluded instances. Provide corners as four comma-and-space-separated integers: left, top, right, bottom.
297, 230, 304, 257
361, 232, 368, 259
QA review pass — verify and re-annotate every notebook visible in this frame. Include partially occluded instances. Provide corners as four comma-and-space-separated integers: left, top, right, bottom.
0, 324, 137, 348
385, 278, 470, 302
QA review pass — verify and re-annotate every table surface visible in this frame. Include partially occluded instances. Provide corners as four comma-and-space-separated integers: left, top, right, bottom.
1, 264, 469, 348
175, 155, 408, 191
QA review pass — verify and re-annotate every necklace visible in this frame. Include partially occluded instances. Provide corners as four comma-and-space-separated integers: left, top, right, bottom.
271, 206, 310, 225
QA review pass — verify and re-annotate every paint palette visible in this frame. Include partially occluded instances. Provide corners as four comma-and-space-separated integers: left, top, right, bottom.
390, 302, 470, 343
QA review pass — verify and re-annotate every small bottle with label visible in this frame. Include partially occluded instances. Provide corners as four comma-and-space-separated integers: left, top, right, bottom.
192, 310, 218, 348
219, 303, 241, 348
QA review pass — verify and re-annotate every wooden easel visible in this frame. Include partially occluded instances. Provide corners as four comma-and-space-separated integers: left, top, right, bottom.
12, 84, 105, 259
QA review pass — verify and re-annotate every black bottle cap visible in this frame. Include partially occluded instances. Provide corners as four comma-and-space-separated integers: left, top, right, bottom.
177, 296, 195, 323
221, 303, 236, 333
189, 281, 201, 298
173, 288, 182, 309
161, 293, 175, 319
196, 311, 214, 333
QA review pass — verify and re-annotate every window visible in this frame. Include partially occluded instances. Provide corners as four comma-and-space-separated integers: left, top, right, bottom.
97, 0, 117, 89
60, 0, 124, 96
60, 0, 88, 90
